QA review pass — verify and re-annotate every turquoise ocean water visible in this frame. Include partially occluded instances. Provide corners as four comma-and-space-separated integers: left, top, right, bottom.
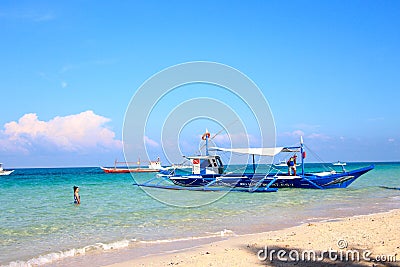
0, 162, 399, 266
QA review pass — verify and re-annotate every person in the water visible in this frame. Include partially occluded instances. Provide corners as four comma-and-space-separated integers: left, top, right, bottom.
73, 186, 80, 204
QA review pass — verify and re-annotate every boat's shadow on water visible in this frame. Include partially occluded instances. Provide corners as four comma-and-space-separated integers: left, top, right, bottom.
244, 244, 398, 266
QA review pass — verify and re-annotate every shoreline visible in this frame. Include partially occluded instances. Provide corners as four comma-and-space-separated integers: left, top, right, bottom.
45, 209, 400, 267
103, 209, 400, 266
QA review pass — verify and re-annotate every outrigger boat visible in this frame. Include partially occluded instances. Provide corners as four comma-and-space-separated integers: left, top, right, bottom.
134, 133, 374, 192
0, 163, 14, 176
101, 158, 163, 173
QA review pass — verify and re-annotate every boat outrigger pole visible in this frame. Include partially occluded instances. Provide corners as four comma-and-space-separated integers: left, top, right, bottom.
252, 154, 256, 173
206, 134, 209, 156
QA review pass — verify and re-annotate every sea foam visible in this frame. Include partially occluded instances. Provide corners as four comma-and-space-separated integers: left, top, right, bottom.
2, 231, 237, 267
3, 239, 136, 267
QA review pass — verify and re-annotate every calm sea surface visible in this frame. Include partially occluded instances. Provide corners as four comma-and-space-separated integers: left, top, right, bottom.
0, 162, 399, 266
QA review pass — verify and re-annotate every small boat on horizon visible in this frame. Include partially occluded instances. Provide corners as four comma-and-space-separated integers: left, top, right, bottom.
0, 163, 14, 176
333, 161, 347, 166
101, 158, 163, 173
273, 160, 300, 167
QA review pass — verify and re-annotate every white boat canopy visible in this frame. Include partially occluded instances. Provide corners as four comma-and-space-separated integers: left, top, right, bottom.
209, 147, 299, 156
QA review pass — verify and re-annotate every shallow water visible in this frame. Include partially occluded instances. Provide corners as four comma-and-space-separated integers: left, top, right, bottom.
0, 162, 399, 266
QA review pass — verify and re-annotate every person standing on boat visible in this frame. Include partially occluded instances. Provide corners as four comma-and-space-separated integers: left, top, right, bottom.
287, 155, 297, 176
73, 186, 80, 205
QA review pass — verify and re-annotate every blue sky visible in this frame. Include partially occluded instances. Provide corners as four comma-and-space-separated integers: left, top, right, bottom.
1, 1, 399, 167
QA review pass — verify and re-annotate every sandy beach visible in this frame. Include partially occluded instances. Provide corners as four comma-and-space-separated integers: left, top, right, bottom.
105, 209, 400, 267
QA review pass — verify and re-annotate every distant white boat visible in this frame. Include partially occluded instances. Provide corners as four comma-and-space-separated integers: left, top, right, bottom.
332, 161, 346, 166
0, 163, 14, 176
274, 160, 299, 167
274, 160, 288, 167
101, 157, 164, 173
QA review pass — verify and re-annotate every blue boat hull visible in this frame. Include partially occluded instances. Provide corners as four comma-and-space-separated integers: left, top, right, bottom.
168, 165, 374, 190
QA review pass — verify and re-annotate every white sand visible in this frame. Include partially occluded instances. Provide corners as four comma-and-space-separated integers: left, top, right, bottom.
104, 209, 400, 267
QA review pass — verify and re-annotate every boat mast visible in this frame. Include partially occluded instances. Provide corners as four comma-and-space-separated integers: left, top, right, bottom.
300, 136, 304, 176
205, 129, 209, 156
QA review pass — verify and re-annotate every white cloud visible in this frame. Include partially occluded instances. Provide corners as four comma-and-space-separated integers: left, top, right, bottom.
61, 81, 68, 88
144, 136, 159, 147
307, 133, 331, 140
293, 130, 305, 137
293, 123, 320, 131
388, 138, 395, 142
281, 130, 305, 137
281, 129, 331, 140
0, 110, 122, 153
